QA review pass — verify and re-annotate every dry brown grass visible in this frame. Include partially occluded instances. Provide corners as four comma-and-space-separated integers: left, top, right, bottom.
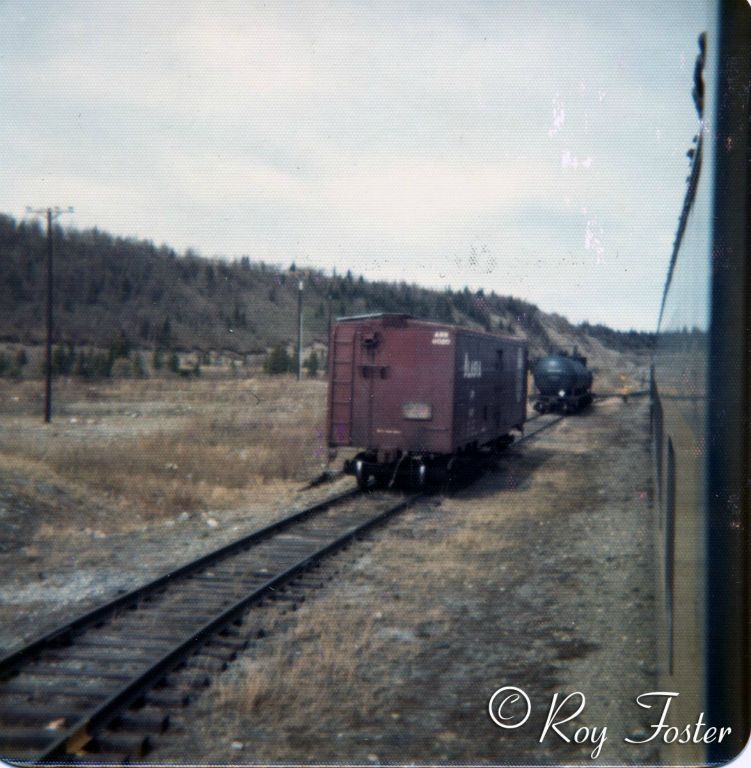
205, 503, 501, 756
213, 591, 428, 741
0, 375, 330, 527
221, 606, 374, 711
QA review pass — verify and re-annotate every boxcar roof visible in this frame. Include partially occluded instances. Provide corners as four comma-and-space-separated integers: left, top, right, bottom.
334, 312, 524, 344
335, 312, 413, 322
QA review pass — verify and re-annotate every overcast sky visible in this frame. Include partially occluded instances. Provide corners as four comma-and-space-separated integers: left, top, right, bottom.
1, 1, 708, 330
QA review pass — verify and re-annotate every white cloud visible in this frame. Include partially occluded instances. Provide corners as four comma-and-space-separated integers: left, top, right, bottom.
0, 0, 708, 329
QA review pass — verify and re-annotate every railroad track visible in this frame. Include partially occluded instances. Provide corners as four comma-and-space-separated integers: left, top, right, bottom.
593, 389, 649, 400
517, 412, 565, 443
0, 413, 566, 764
0, 489, 422, 763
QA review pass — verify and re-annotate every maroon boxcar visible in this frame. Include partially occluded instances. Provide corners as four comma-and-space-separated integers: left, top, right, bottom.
327, 313, 527, 487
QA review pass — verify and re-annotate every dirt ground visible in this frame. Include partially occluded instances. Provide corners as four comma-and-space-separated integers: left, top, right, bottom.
151, 396, 658, 765
0, 374, 658, 765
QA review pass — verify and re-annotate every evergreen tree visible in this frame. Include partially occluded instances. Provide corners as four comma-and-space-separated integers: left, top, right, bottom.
132, 353, 147, 378
110, 331, 130, 360
304, 350, 319, 377
12, 348, 28, 378
96, 351, 113, 378
158, 317, 172, 349
51, 344, 76, 375
205, 263, 216, 289
263, 344, 291, 374
75, 350, 88, 377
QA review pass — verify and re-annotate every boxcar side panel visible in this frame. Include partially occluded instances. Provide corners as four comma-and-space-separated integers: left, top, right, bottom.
328, 316, 527, 457
452, 332, 527, 450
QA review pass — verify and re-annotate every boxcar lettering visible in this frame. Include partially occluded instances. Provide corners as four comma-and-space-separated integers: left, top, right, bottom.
463, 353, 482, 378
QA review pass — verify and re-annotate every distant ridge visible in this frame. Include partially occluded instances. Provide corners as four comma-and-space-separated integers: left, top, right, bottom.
0, 213, 653, 359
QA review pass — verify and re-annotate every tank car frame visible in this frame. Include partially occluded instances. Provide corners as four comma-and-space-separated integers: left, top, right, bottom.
533, 390, 592, 414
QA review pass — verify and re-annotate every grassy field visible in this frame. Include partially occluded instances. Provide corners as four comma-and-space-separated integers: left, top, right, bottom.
153, 397, 657, 764
0, 375, 330, 533
0, 365, 658, 763
0, 344, 648, 536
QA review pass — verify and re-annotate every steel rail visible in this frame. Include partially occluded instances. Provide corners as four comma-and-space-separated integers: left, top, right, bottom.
35, 492, 424, 762
593, 390, 649, 400
0, 487, 360, 679
515, 413, 566, 445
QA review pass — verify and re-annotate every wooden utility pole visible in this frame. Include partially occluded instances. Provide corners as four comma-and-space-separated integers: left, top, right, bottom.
297, 280, 304, 380
326, 294, 333, 373
44, 209, 53, 423
26, 206, 74, 423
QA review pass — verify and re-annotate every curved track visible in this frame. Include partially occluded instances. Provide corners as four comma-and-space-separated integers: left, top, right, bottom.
0, 489, 421, 762
0, 412, 566, 763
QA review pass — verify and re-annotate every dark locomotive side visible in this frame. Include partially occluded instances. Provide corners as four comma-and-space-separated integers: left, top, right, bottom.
531, 348, 593, 413
651, 5, 750, 764
327, 314, 527, 488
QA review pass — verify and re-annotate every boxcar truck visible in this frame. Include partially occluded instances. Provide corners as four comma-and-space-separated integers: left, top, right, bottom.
327, 313, 527, 488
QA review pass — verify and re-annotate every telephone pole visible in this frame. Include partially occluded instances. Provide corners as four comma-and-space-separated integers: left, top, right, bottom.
297, 280, 304, 380
25, 206, 74, 423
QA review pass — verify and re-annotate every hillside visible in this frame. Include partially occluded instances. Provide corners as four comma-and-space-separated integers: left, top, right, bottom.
0, 213, 653, 368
